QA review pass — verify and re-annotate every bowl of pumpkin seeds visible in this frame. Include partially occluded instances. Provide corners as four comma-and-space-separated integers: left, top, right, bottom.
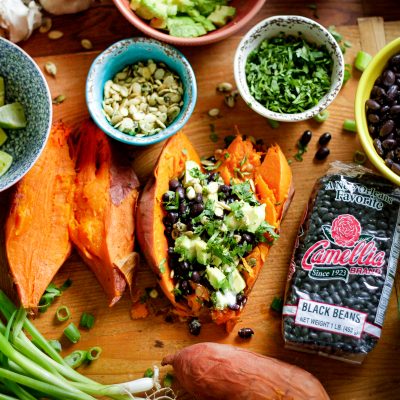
86, 37, 197, 146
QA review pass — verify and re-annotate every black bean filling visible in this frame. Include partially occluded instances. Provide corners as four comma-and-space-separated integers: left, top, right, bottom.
284, 172, 400, 356
366, 53, 400, 174
162, 166, 275, 311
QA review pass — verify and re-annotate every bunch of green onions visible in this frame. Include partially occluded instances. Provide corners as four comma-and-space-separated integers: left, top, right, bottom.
0, 290, 172, 400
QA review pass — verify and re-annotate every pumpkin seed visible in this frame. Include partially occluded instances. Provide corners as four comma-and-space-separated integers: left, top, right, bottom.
39, 17, 52, 34
208, 108, 220, 117
217, 82, 233, 92
44, 62, 57, 77
102, 59, 183, 136
81, 39, 93, 50
48, 30, 64, 40
225, 94, 236, 108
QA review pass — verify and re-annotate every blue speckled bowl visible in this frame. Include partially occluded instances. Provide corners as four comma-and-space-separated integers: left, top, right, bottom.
0, 38, 52, 191
86, 37, 197, 146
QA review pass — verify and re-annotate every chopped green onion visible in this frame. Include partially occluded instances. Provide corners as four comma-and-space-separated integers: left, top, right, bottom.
353, 150, 367, 165
343, 64, 352, 85
143, 368, 154, 378
344, 40, 352, 48
270, 296, 283, 313
355, 50, 373, 72
38, 279, 72, 313
79, 313, 95, 330
63, 323, 81, 344
86, 347, 102, 362
163, 373, 174, 388
48, 339, 62, 353
64, 350, 87, 369
343, 119, 357, 132
313, 110, 329, 123
56, 306, 71, 322
328, 25, 342, 42
267, 119, 280, 129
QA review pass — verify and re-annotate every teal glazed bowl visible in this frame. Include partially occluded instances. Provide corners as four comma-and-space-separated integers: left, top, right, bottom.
0, 37, 52, 191
86, 37, 197, 146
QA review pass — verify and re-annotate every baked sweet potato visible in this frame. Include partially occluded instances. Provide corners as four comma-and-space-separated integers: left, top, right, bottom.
162, 342, 330, 400
137, 131, 292, 330
5, 122, 76, 309
69, 120, 140, 306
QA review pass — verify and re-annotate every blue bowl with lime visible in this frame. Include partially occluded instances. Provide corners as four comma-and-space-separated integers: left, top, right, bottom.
0, 37, 52, 191
86, 37, 197, 146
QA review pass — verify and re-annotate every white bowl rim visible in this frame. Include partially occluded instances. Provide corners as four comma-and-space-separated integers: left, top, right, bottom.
234, 15, 344, 122
0, 37, 53, 191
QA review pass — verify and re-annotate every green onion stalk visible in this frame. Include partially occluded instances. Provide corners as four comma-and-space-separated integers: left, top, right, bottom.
0, 291, 174, 400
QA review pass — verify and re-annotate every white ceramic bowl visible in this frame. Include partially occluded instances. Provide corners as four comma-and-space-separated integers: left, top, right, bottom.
234, 15, 344, 122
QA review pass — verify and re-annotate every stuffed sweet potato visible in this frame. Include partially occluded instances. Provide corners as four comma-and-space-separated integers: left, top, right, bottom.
5, 122, 76, 309
69, 120, 140, 306
137, 131, 292, 331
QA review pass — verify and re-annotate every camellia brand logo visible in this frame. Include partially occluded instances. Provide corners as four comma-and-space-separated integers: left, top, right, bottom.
301, 214, 385, 281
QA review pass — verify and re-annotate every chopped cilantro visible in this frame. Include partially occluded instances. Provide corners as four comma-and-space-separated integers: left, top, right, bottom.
190, 167, 208, 181
231, 181, 258, 205
224, 152, 230, 159
143, 368, 154, 378
163, 191, 179, 211
246, 35, 333, 114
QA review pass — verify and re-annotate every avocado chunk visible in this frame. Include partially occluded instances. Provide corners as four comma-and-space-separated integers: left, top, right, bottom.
225, 202, 266, 233
195, 239, 210, 265
183, 160, 202, 186
206, 266, 226, 290
174, 235, 197, 262
228, 269, 246, 294
167, 16, 207, 38
207, 5, 236, 27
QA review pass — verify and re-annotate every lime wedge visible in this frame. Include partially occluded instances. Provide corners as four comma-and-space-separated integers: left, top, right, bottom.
0, 128, 7, 146
0, 150, 12, 177
0, 102, 27, 129
0, 77, 4, 107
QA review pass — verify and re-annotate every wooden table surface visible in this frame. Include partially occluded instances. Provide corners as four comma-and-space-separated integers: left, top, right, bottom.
1, 2, 400, 400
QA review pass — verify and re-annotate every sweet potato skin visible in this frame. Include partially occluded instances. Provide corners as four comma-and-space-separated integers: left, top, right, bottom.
69, 120, 139, 306
5, 122, 75, 309
162, 342, 330, 400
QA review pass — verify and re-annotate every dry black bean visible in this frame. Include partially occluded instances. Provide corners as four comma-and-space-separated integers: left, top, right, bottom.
315, 147, 330, 160
383, 69, 396, 86
387, 85, 398, 101
238, 327, 254, 339
318, 132, 331, 146
392, 162, 400, 174
373, 139, 384, 156
368, 113, 380, 124
366, 99, 380, 110
300, 130, 312, 146
380, 119, 395, 136
390, 105, 400, 115
382, 139, 397, 149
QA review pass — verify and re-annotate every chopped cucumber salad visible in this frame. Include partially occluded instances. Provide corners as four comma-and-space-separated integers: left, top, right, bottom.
0, 76, 27, 177
130, 0, 236, 38
162, 160, 278, 312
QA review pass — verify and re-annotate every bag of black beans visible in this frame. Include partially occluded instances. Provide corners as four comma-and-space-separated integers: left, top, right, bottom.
282, 162, 400, 363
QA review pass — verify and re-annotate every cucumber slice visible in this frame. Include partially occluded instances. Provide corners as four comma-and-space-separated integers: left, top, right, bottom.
0, 150, 12, 177
0, 128, 7, 146
0, 77, 4, 107
0, 102, 27, 129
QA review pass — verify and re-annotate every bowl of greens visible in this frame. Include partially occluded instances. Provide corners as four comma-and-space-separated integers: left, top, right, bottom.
234, 15, 344, 122
0, 37, 52, 191
112, 0, 266, 46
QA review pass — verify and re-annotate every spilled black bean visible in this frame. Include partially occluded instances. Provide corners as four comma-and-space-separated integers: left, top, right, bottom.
318, 132, 332, 146
300, 130, 312, 146
238, 327, 254, 339
315, 147, 330, 160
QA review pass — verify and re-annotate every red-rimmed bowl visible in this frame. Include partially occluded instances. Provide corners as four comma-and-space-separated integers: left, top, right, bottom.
112, 0, 266, 46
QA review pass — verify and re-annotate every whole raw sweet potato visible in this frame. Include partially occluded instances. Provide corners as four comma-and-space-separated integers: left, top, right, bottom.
162, 342, 330, 400
5, 122, 76, 309
137, 131, 293, 331
69, 120, 140, 306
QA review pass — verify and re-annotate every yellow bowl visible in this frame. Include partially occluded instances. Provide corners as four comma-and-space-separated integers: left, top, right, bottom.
355, 37, 400, 186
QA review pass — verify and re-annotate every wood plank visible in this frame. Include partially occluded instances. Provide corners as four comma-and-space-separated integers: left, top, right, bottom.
1, 21, 400, 400
358, 17, 386, 54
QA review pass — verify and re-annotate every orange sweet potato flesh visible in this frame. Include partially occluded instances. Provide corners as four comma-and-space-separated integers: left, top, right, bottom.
162, 342, 330, 400
136, 132, 292, 329
5, 122, 75, 309
137, 131, 200, 315
69, 120, 140, 306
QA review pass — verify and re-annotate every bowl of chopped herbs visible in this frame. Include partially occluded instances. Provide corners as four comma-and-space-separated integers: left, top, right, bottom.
234, 15, 344, 122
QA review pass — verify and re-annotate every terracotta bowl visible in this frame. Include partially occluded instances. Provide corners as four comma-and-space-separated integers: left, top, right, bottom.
112, 0, 266, 46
